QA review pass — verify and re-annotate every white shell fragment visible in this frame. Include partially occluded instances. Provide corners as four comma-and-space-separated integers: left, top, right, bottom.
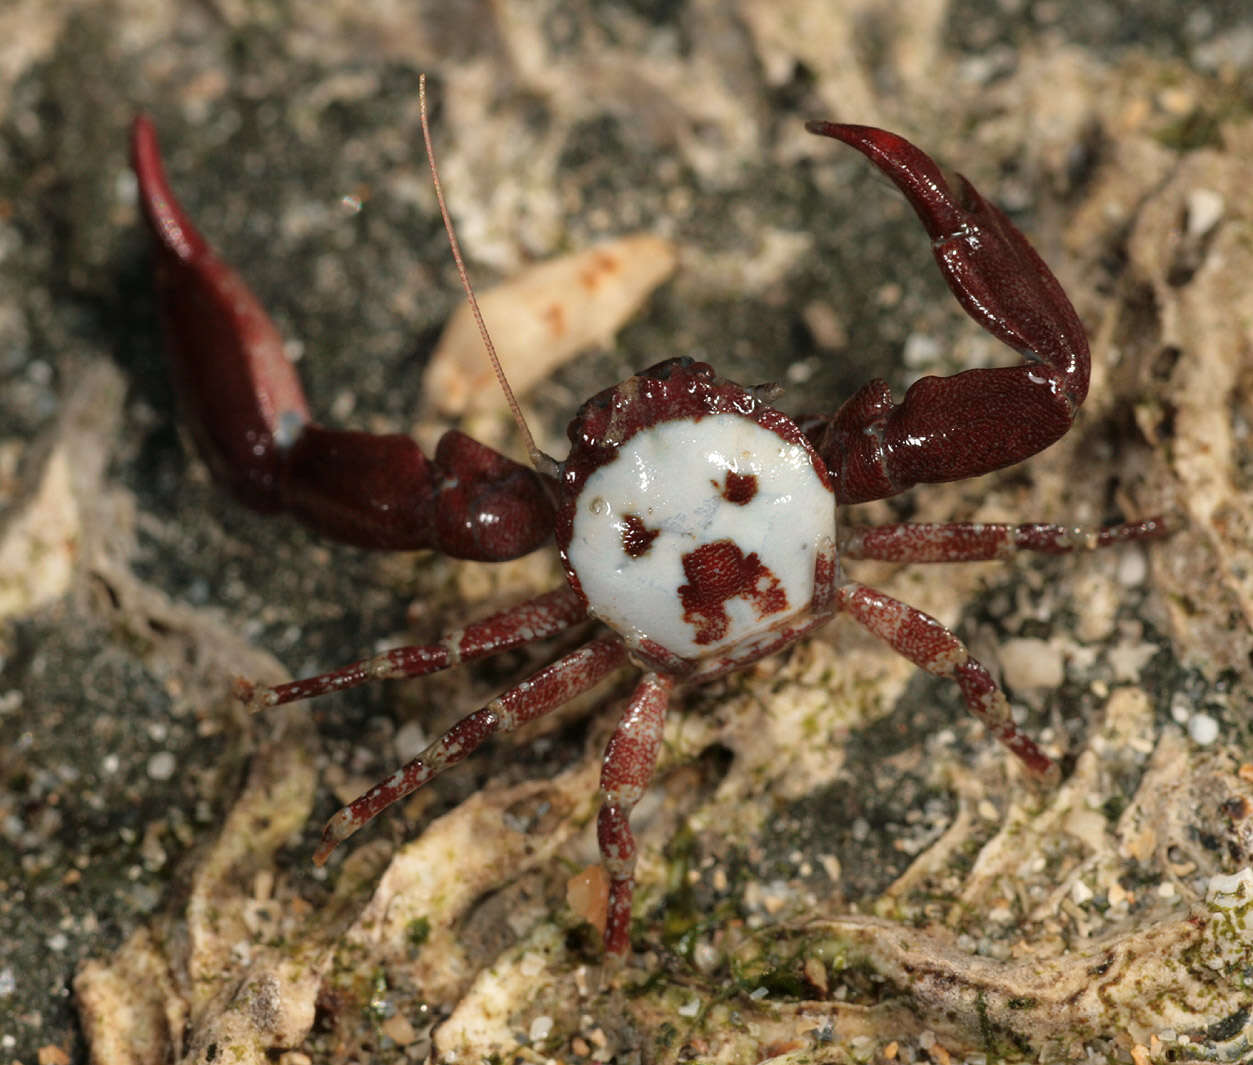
424, 234, 678, 416
1184, 187, 1224, 240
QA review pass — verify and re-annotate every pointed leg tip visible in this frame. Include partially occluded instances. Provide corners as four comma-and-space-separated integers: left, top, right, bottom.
312, 835, 339, 867
1035, 761, 1062, 789
314, 808, 356, 865
1021, 755, 1061, 790
233, 676, 277, 713
1155, 511, 1184, 538
602, 929, 631, 957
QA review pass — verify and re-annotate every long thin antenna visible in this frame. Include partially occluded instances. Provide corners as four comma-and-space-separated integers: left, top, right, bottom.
419, 74, 551, 473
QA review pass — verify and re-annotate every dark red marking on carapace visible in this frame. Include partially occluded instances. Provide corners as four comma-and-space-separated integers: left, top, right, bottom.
619, 513, 661, 558
717, 470, 758, 504
678, 539, 789, 645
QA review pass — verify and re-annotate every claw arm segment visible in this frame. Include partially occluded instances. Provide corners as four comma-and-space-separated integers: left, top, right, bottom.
313, 635, 628, 864
836, 581, 1058, 780
279, 425, 555, 558
239, 586, 588, 710
841, 517, 1170, 563
804, 123, 1091, 504
131, 116, 555, 561
597, 671, 673, 955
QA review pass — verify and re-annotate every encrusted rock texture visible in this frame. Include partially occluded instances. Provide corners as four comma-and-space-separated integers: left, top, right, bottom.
2, 1, 1252, 1063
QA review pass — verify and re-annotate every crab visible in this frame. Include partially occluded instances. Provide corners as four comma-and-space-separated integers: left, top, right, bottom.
129, 99, 1167, 956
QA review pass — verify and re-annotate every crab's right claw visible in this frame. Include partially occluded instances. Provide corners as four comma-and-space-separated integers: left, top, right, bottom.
131, 116, 554, 560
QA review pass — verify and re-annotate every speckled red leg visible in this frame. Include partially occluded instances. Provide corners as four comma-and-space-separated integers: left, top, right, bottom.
836, 581, 1057, 780
804, 123, 1091, 504
238, 586, 588, 710
131, 115, 554, 560
597, 672, 674, 955
315, 635, 627, 863
842, 517, 1170, 563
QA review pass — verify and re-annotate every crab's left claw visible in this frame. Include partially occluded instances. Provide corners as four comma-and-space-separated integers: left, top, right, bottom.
804, 122, 1090, 504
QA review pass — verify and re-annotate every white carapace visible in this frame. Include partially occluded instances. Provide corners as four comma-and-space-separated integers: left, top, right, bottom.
566, 413, 837, 661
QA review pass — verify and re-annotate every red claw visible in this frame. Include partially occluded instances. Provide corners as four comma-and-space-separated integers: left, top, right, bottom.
130, 116, 555, 560
803, 122, 1089, 504
131, 115, 312, 510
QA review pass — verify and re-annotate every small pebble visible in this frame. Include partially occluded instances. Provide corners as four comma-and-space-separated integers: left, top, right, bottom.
380, 1014, 416, 1047
999, 637, 1064, 690
147, 751, 177, 781
1116, 548, 1147, 587
1171, 695, 1191, 725
1185, 188, 1224, 239
903, 331, 941, 368
1188, 713, 1219, 745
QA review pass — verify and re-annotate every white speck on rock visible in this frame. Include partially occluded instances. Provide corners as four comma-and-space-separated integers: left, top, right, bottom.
1108, 637, 1159, 683
394, 721, 428, 762
998, 637, 1064, 690
147, 751, 176, 780
1188, 712, 1219, 745
1171, 695, 1191, 724
1185, 187, 1224, 239
1116, 547, 1147, 587
903, 331, 941, 368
